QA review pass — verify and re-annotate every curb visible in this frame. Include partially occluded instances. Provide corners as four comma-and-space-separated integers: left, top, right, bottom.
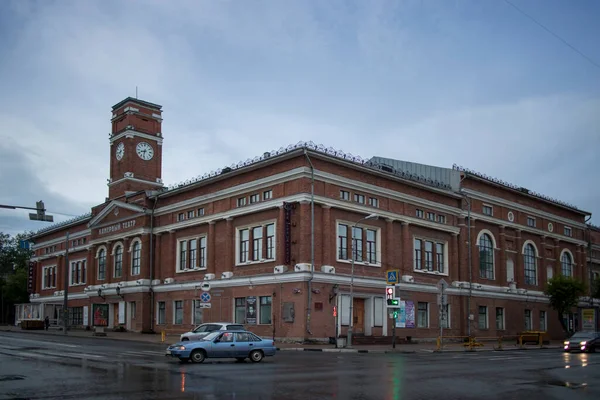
275, 346, 562, 354
0, 328, 171, 347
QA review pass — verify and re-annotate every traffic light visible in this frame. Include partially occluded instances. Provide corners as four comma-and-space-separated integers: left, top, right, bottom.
393, 310, 398, 319
386, 287, 394, 300
387, 298, 399, 306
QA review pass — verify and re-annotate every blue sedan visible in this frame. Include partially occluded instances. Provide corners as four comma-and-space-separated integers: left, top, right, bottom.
166, 330, 277, 363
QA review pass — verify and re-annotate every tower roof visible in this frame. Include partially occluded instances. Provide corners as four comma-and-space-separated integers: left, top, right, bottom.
111, 97, 162, 111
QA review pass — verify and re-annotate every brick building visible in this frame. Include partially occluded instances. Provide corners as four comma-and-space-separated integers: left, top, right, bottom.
23, 97, 595, 342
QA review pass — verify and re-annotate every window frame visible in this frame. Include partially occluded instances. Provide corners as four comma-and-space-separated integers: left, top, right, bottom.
482, 204, 493, 216
413, 236, 449, 275
131, 239, 142, 276
417, 302, 429, 328
560, 250, 573, 277
69, 259, 86, 286
97, 247, 107, 281
523, 242, 538, 286
176, 235, 208, 272
173, 300, 184, 325
478, 305, 488, 329
42, 265, 57, 289
478, 232, 495, 280
335, 220, 381, 267
235, 220, 277, 266
495, 307, 505, 330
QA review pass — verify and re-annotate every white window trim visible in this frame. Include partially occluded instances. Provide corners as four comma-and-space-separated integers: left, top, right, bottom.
42, 265, 57, 289
95, 245, 108, 280
263, 190, 273, 200
412, 235, 449, 276
495, 307, 505, 330
418, 302, 429, 328
173, 300, 184, 325
479, 306, 489, 329
68, 257, 87, 287
112, 241, 125, 278
476, 229, 498, 280
373, 297, 384, 327
559, 248, 576, 276
335, 219, 382, 267
564, 225, 572, 237
522, 240, 539, 286
176, 234, 208, 273
235, 219, 277, 266
156, 301, 166, 325
340, 190, 350, 200
539, 310, 547, 331
482, 204, 494, 216
129, 237, 142, 276
249, 193, 260, 204
441, 304, 451, 329
258, 295, 273, 325
527, 216, 536, 227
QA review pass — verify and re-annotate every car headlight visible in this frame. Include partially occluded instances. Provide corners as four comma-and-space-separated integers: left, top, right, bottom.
177, 346, 186, 350
580, 341, 587, 346
564, 341, 569, 345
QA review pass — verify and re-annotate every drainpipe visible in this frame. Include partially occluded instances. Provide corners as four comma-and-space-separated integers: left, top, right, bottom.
459, 177, 472, 338
585, 216, 592, 306
149, 195, 158, 333
304, 149, 315, 336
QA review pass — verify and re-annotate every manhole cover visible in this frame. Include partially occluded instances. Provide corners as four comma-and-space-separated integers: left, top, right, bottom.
546, 380, 588, 389
0, 375, 26, 381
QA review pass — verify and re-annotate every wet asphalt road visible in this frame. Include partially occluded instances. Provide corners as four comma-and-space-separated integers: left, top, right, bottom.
0, 332, 598, 400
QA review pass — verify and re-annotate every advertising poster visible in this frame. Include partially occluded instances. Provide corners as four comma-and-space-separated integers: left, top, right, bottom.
582, 308, 596, 331
246, 296, 257, 325
93, 304, 109, 326
405, 301, 415, 328
396, 301, 406, 328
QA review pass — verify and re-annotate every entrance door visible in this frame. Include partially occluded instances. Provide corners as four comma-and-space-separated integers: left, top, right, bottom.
353, 298, 365, 334
126, 303, 133, 331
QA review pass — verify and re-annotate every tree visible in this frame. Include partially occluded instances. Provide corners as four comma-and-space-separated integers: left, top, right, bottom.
0, 231, 34, 324
544, 275, 586, 336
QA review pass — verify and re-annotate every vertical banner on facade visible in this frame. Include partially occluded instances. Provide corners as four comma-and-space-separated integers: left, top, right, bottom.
93, 304, 109, 326
27, 261, 36, 294
405, 301, 415, 328
83, 306, 89, 326
283, 202, 292, 264
118, 301, 125, 325
582, 308, 595, 331
396, 301, 406, 328
246, 296, 257, 325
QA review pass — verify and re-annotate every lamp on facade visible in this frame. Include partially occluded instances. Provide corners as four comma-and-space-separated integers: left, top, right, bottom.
115, 286, 125, 299
347, 213, 378, 348
97, 288, 105, 300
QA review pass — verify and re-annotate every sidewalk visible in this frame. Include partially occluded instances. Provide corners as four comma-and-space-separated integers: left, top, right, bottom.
0, 326, 563, 354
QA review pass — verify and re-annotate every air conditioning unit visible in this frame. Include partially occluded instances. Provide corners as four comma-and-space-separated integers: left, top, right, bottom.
274, 265, 288, 274
164, 278, 174, 284
402, 275, 415, 283
118, 281, 125, 287
204, 273, 216, 281
294, 263, 313, 272
320, 265, 335, 274
151, 279, 161, 285
221, 271, 234, 279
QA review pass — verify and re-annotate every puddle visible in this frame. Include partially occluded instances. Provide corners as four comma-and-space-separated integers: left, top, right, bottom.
0, 375, 26, 381
546, 380, 588, 389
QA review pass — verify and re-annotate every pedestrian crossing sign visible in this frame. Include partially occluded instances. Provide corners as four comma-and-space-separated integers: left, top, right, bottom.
386, 270, 399, 284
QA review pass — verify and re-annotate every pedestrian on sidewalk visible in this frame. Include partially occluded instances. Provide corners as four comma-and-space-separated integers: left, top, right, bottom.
44, 316, 50, 331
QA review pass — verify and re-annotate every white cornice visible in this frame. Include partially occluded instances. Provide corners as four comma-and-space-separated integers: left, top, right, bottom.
109, 129, 163, 145
314, 170, 462, 215
465, 211, 588, 246
108, 176, 164, 188
154, 167, 308, 216
89, 228, 151, 245
462, 188, 587, 228
88, 200, 148, 228
31, 229, 92, 250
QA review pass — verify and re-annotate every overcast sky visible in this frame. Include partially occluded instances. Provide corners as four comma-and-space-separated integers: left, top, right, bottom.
1, 0, 599, 236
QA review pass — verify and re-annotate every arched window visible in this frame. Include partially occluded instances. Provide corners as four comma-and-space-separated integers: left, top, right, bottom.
523, 243, 537, 285
114, 245, 123, 278
131, 241, 141, 275
479, 233, 494, 279
98, 249, 106, 280
561, 252, 573, 277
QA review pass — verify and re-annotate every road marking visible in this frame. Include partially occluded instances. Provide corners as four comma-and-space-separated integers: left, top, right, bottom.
488, 356, 532, 360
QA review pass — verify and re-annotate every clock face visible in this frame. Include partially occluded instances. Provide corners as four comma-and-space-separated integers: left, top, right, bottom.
115, 142, 125, 161
136, 142, 154, 160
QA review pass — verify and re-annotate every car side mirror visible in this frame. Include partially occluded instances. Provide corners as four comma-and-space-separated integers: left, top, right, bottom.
214, 339, 220, 343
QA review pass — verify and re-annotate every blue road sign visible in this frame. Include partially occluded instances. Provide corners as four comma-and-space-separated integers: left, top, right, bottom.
386, 270, 399, 284
200, 292, 211, 302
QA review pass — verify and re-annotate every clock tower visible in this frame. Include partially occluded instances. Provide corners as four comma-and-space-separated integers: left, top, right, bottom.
108, 97, 165, 200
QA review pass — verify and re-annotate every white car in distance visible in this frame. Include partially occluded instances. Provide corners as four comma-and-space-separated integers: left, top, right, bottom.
179, 322, 245, 342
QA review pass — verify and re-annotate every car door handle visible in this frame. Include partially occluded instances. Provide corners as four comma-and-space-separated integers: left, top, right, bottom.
249, 343, 253, 346
230, 344, 235, 347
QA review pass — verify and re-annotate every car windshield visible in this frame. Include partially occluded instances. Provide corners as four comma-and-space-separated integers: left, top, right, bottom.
570, 333, 595, 340
202, 331, 221, 341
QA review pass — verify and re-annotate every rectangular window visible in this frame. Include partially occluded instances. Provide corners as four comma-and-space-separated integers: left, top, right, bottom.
71, 262, 77, 285
81, 261, 86, 284
374, 297, 384, 327
353, 227, 363, 262
131, 302, 136, 319
157, 302, 166, 325
193, 300, 203, 325
340, 190, 350, 200
368, 197, 379, 208
366, 229, 377, 263
427, 212, 435, 221
539, 311, 547, 331
178, 212, 184, 221
239, 229, 249, 263
337, 224, 348, 260
496, 307, 505, 330
189, 239, 197, 268
437, 215, 446, 224
131, 242, 141, 275
425, 241, 433, 271
524, 309, 532, 331
417, 302, 429, 328
237, 197, 247, 207
69, 307, 83, 326
527, 217, 536, 227
174, 301, 183, 325
564, 226, 572, 237
436, 243, 444, 273
114, 247, 123, 278
187, 210, 194, 219
197, 208, 205, 216
354, 194, 365, 204
198, 237, 207, 268
179, 240, 187, 271
250, 194, 260, 204
263, 190, 272, 200
416, 209, 424, 218
441, 304, 450, 328
252, 226, 263, 261
43, 266, 57, 289
414, 239, 422, 270
266, 224, 275, 259
259, 296, 272, 324
483, 205, 493, 216
478, 306, 488, 329
98, 251, 106, 280
235, 298, 246, 324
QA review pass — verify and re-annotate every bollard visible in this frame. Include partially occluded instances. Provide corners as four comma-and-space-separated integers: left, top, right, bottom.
518, 335, 523, 348
497, 336, 503, 350
436, 337, 441, 351
161, 330, 166, 342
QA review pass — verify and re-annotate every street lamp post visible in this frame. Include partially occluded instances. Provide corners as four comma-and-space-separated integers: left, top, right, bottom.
347, 213, 378, 348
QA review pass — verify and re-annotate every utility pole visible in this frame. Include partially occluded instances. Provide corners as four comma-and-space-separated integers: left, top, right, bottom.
63, 232, 69, 334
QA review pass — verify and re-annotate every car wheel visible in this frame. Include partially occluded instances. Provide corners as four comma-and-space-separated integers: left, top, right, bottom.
249, 350, 263, 363
190, 350, 206, 363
